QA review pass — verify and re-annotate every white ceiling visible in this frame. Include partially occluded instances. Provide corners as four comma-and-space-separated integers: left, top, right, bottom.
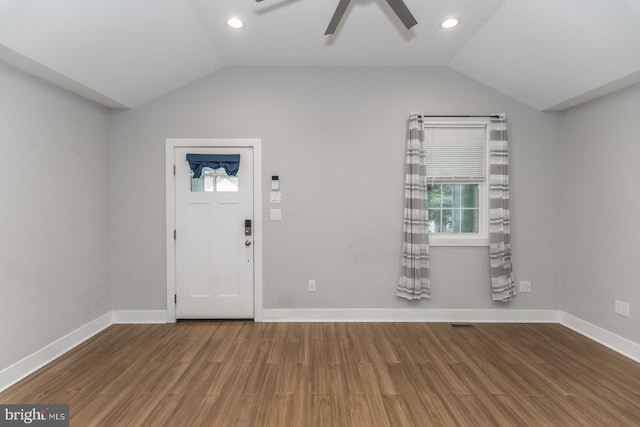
1, 0, 639, 111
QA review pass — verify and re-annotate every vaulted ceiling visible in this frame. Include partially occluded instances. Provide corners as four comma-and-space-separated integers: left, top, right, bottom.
1, 0, 639, 111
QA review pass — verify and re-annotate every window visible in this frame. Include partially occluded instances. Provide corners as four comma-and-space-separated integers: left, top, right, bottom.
424, 120, 489, 246
427, 184, 479, 233
191, 167, 239, 192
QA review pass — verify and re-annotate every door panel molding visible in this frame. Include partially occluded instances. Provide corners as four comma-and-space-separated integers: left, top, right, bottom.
166, 138, 263, 323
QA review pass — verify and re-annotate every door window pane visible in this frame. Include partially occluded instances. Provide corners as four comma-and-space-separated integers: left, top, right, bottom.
191, 167, 238, 192
215, 175, 239, 192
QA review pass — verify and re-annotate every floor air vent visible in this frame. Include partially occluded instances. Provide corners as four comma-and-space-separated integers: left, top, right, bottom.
450, 323, 474, 328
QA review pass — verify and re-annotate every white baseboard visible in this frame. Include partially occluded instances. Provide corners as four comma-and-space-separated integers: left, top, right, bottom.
262, 308, 560, 323
265, 309, 640, 363
559, 312, 640, 363
0, 312, 113, 393
112, 310, 168, 324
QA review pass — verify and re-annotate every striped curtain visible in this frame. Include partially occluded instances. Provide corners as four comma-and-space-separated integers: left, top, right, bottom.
397, 113, 431, 300
489, 114, 516, 302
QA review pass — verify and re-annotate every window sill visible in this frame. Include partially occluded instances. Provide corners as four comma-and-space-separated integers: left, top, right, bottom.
428, 236, 489, 247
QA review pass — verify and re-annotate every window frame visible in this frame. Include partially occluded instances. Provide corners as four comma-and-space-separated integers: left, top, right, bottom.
423, 118, 490, 247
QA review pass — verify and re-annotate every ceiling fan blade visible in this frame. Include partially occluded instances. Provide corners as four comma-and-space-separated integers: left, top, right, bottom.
325, 0, 351, 35
384, 0, 418, 30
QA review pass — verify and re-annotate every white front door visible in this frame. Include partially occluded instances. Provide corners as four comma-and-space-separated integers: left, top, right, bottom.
175, 147, 254, 319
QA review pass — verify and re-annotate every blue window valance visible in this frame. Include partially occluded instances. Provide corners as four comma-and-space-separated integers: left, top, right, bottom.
186, 154, 240, 178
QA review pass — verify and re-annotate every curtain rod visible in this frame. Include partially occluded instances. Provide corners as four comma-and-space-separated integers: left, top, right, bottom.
419, 115, 501, 119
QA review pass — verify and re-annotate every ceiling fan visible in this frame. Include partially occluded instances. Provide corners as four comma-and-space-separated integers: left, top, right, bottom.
255, 0, 418, 35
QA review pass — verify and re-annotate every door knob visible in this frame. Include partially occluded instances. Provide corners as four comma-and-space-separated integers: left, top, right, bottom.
245, 240, 252, 246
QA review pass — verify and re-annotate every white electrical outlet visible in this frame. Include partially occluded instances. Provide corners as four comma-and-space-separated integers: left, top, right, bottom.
308, 280, 316, 292
519, 281, 531, 292
615, 300, 630, 317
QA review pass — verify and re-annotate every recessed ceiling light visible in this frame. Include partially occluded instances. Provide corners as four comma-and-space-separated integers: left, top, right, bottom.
440, 18, 459, 29
226, 17, 244, 29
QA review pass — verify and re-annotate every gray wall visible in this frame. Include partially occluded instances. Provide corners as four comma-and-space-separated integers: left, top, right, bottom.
561, 82, 640, 343
0, 62, 111, 369
3, 60, 637, 375
110, 66, 563, 312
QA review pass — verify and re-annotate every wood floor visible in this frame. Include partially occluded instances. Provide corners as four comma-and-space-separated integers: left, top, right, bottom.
2, 322, 640, 426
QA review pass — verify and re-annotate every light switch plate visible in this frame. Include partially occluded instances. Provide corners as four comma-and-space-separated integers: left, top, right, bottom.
270, 209, 282, 221
270, 192, 281, 204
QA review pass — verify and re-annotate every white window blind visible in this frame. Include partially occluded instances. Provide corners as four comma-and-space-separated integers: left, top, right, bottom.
424, 125, 486, 182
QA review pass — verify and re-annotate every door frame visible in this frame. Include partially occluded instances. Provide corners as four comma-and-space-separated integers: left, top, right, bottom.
165, 138, 263, 323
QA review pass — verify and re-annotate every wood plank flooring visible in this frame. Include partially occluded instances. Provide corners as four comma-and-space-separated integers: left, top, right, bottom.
2, 322, 640, 426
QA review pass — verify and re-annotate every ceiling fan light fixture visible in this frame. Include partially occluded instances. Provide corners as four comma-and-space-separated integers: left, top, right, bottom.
440, 18, 459, 29
226, 17, 245, 29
